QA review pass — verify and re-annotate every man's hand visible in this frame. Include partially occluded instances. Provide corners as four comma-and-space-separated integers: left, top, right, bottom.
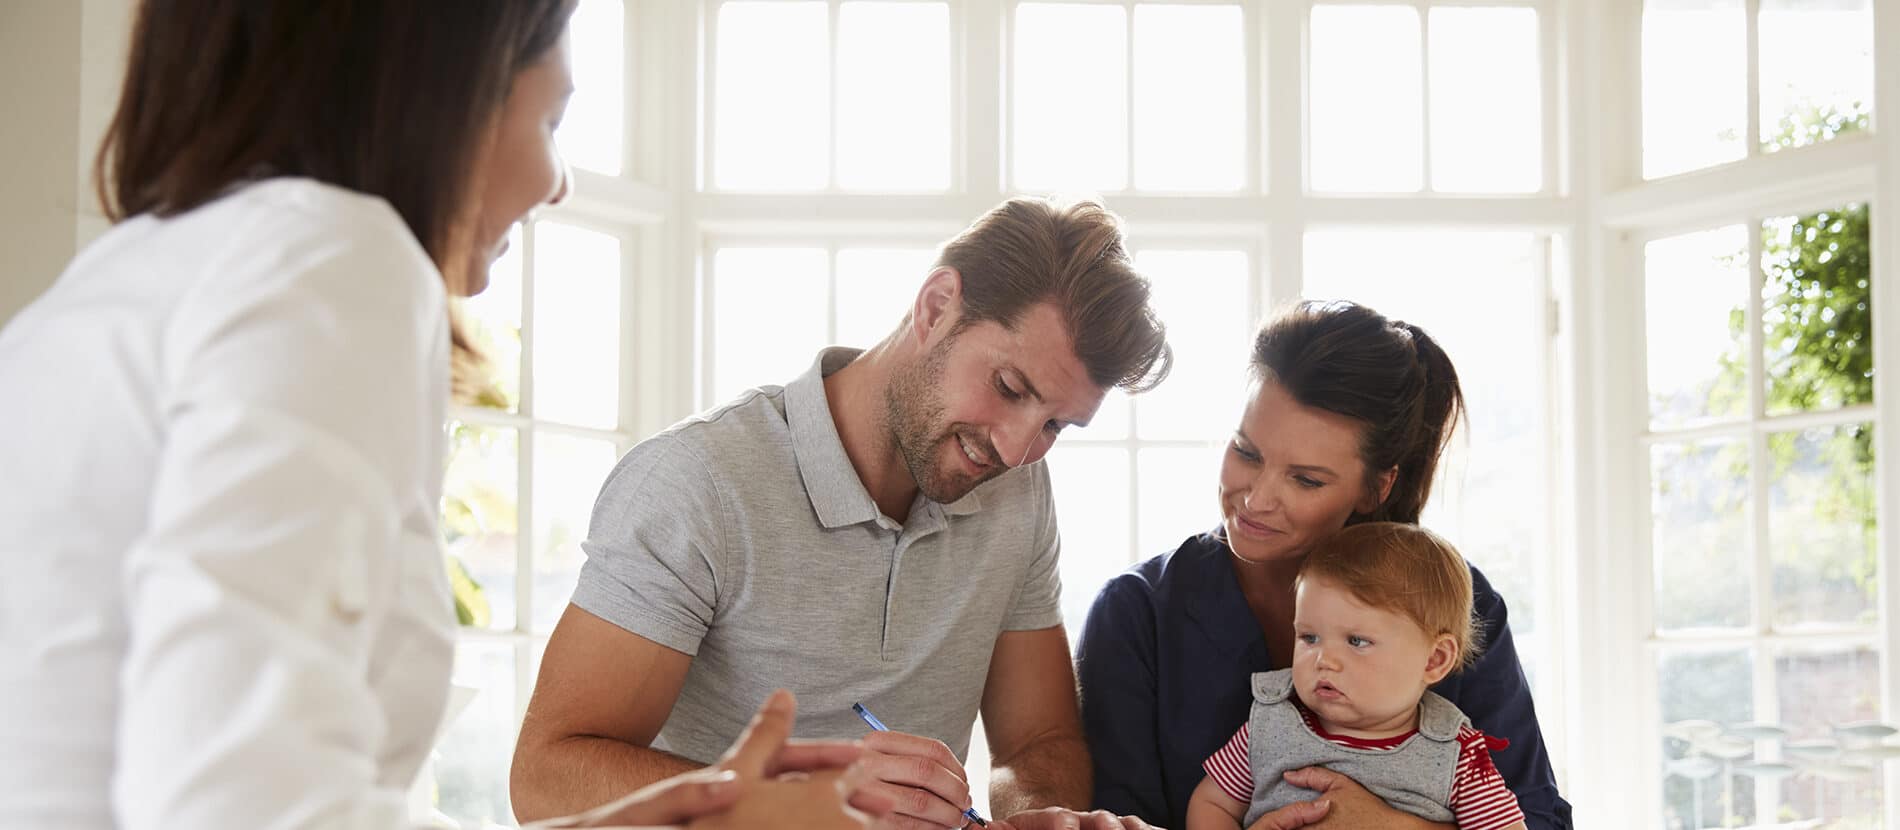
853, 729, 977, 829
993, 806, 1160, 830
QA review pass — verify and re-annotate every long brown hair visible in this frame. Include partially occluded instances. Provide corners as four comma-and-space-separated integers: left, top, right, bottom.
1251, 300, 1466, 524
95, 0, 576, 294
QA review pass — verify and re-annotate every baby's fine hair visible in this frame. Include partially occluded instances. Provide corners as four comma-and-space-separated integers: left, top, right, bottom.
1296, 522, 1481, 671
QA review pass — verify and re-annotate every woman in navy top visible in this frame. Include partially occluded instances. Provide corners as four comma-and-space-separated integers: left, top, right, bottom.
1076, 301, 1571, 830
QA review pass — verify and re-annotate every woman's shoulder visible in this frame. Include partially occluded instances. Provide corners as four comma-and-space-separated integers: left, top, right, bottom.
1099, 530, 1226, 602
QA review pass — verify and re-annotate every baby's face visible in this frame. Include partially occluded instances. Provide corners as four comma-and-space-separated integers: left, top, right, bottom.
1290, 576, 1444, 738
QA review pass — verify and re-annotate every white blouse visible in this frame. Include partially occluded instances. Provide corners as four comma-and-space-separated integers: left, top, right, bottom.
0, 178, 456, 829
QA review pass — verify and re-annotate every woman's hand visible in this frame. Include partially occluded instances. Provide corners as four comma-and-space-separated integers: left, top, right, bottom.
536, 689, 892, 828
1244, 768, 1453, 830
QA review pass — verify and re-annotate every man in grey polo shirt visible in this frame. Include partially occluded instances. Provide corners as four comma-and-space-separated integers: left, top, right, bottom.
511, 197, 1171, 830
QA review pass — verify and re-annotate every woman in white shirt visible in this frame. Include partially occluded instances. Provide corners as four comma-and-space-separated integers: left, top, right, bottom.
0, 3, 881, 828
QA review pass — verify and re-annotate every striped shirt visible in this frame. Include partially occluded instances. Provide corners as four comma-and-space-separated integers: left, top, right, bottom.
1202, 702, 1526, 830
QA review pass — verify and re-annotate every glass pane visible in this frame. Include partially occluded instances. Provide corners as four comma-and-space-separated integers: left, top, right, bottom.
838, 2, 950, 191
558, 0, 624, 175
1642, 0, 1746, 179
433, 642, 519, 828
460, 225, 524, 411
1658, 648, 1757, 830
533, 222, 622, 430
1013, 3, 1128, 192
712, 248, 829, 403
1046, 446, 1131, 640
1762, 205, 1873, 416
1303, 230, 1545, 639
1651, 438, 1751, 631
1775, 645, 1884, 823
714, 2, 828, 190
835, 248, 935, 349
1759, 0, 1872, 153
1309, 5, 1422, 192
1133, 250, 1251, 441
1428, 7, 1541, 193
1645, 225, 1749, 429
443, 423, 518, 631
1086, 389, 1131, 442
1132, 4, 1245, 192
1137, 446, 1220, 561
1768, 424, 1876, 628
533, 433, 620, 633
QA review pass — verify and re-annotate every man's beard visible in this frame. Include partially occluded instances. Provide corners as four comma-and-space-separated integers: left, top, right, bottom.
883, 337, 1001, 505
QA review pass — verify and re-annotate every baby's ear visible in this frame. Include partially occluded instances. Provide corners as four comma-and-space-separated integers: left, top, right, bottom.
1422, 634, 1459, 685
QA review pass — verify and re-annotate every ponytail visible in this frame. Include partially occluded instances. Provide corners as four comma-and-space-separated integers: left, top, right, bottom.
1251, 301, 1467, 525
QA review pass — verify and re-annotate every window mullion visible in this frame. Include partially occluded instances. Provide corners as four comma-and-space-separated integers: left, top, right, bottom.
1742, 0, 1760, 159
1416, 0, 1432, 193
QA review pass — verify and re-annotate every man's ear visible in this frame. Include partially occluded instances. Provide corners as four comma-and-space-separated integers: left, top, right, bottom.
1422, 634, 1459, 685
908, 267, 963, 347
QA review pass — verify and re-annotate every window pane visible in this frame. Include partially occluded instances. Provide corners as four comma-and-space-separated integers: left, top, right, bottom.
1775, 645, 1883, 822
1309, 5, 1422, 192
1047, 446, 1131, 639
1768, 424, 1876, 628
1759, 0, 1872, 153
1132, 4, 1245, 192
1658, 648, 1757, 830
1013, 3, 1127, 192
1642, 0, 1745, 179
838, 2, 950, 191
1650, 438, 1751, 631
714, 2, 828, 190
1137, 447, 1220, 561
443, 423, 518, 631
1428, 7, 1541, 193
1645, 225, 1749, 429
712, 248, 829, 403
835, 248, 935, 349
433, 643, 518, 828
1303, 230, 1546, 653
460, 225, 524, 411
532, 433, 620, 633
558, 0, 624, 175
1762, 205, 1873, 416
1087, 389, 1132, 442
1133, 250, 1251, 441
533, 222, 622, 430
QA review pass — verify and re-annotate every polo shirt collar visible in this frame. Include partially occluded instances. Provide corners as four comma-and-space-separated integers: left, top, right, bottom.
783, 348, 984, 528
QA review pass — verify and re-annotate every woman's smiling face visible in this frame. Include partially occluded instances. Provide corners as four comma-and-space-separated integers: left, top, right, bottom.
1217, 379, 1391, 565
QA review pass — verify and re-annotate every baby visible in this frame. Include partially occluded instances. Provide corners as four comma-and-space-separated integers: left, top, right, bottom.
1186, 522, 1526, 830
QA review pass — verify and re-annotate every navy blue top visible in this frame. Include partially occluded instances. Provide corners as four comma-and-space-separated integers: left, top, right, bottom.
1076, 531, 1572, 830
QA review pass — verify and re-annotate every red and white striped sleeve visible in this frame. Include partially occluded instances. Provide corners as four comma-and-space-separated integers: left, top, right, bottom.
1448, 726, 1525, 830
1201, 723, 1255, 804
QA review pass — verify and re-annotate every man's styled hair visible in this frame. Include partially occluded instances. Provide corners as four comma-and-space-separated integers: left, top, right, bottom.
935, 197, 1172, 393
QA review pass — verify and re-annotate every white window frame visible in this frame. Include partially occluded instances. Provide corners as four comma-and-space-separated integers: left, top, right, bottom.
1575, 0, 1900, 827
653, 0, 1575, 817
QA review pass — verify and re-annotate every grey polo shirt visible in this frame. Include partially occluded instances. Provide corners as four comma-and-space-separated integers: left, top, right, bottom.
571, 347, 1065, 764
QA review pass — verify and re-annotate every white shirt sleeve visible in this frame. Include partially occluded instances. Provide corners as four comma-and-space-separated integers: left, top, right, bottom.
110, 222, 448, 830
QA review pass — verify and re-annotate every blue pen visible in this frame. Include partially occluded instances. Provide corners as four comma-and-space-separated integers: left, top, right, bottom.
852, 702, 989, 827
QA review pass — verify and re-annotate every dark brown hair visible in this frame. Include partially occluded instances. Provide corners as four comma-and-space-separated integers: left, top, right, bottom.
95, 0, 577, 293
935, 197, 1172, 393
1298, 522, 1480, 670
1252, 300, 1466, 524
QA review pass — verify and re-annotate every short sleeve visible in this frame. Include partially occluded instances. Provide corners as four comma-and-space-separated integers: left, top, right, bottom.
1002, 462, 1063, 631
1202, 723, 1255, 804
569, 436, 731, 655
